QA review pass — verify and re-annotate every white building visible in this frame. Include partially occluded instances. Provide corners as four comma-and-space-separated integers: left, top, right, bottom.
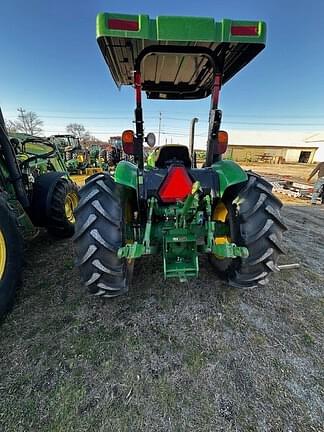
304, 133, 324, 162
225, 130, 324, 163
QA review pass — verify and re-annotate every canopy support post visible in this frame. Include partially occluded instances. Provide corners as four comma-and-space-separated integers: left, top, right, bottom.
205, 73, 223, 167
134, 71, 144, 170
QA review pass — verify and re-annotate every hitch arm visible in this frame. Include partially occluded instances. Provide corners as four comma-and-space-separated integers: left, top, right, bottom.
180, 181, 200, 226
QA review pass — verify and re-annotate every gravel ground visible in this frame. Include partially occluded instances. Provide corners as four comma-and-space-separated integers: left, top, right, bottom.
0, 198, 323, 432
240, 163, 315, 183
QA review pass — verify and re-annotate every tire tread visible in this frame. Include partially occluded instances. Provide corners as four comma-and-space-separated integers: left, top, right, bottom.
73, 173, 128, 297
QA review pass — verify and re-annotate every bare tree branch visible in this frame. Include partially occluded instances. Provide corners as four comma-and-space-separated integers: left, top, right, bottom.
66, 123, 91, 147
5, 119, 18, 133
15, 108, 44, 135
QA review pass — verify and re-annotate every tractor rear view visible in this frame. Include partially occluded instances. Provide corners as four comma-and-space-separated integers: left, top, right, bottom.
74, 13, 286, 297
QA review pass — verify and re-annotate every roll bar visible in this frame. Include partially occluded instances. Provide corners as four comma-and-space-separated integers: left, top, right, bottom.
133, 45, 229, 169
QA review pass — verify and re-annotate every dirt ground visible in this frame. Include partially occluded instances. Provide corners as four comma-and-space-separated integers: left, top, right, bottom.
240, 162, 315, 184
0, 173, 323, 431
72, 163, 317, 187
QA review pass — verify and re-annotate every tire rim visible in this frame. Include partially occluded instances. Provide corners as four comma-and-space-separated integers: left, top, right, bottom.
213, 202, 231, 245
64, 192, 78, 224
0, 229, 7, 281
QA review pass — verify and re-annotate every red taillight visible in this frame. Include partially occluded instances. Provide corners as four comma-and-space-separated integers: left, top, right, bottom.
122, 130, 135, 155
159, 166, 192, 203
231, 25, 258, 36
108, 18, 139, 31
217, 131, 228, 154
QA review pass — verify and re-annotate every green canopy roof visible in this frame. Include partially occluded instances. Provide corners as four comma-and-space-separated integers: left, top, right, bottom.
97, 13, 266, 100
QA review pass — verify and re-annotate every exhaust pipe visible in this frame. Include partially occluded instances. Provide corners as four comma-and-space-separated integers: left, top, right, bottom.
189, 117, 198, 168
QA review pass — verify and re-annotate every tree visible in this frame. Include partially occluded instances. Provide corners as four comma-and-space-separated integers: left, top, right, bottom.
87, 136, 108, 148
66, 123, 91, 146
14, 108, 44, 135
5, 119, 18, 133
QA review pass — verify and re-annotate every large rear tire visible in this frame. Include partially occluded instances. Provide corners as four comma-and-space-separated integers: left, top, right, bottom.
73, 173, 131, 297
46, 178, 79, 238
0, 195, 23, 318
210, 172, 287, 288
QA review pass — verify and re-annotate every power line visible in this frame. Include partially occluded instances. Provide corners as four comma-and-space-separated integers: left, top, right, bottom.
5, 114, 156, 120
4, 107, 324, 119
42, 129, 197, 137
163, 116, 324, 127
8, 113, 322, 127
7, 109, 324, 134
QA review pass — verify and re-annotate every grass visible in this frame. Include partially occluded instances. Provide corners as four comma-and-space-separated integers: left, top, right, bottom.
0, 204, 323, 431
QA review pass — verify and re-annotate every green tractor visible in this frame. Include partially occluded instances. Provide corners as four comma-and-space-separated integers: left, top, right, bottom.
106, 136, 123, 168
0, 111, 78, 317
49, 134, 88, 174
88, 144, 104, 168
74, 13, 286, 297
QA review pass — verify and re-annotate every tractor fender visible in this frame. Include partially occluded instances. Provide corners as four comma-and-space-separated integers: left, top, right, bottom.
212, 160, 248, 197
30, 172, 68, 226
114, 160, 138, 190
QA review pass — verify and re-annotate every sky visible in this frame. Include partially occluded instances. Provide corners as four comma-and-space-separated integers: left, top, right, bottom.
1, 0, 324, 150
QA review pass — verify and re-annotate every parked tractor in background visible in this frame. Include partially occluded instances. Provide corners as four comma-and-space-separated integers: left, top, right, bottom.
73, 13, 286, 298
49, 134, 88, 174
0, 111, 78, 318
88, 144, 103, 167
49, 134, 81, 154
106, 136, 123, 168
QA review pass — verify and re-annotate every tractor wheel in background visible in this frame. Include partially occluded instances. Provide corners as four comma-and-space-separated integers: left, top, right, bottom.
209, 172, 287, 288
0, 195, 23, 319
46, 178, 79, 238
73, 173, 132, 297
107, 148, 120, 167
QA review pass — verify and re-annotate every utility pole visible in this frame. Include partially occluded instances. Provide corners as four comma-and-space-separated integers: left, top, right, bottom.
158, 112, 162, 146
17, 107, 28, 133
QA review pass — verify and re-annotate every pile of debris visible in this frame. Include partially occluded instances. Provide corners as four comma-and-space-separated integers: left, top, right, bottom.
271, 180, 314, 199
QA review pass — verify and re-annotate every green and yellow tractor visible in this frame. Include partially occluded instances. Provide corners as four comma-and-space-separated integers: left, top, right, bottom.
74, 13, 286, 297
106, 136, 123, 168
0, 111, 78, 318
49, 134, 88, 174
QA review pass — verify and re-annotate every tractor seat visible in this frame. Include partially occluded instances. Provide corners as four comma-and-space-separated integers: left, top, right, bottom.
154, 145, 191, 168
